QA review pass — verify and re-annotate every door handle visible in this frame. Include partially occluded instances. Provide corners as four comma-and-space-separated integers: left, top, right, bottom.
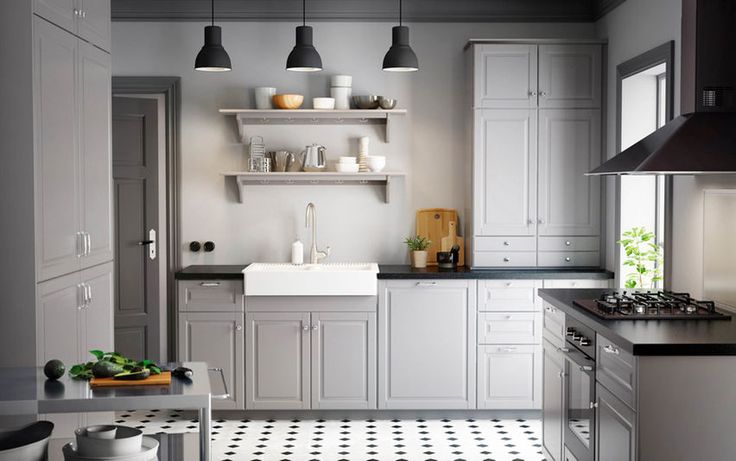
76, 232, 84, 257
85, 232, 91, 255
603, 345, 620, 355
144, 229, 156, 260
85, 283, 92, 308
138, 240, 154, 245
77, 284, 85, 310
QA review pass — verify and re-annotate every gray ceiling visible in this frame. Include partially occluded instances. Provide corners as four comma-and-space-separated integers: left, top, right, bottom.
111, 0, 627, 22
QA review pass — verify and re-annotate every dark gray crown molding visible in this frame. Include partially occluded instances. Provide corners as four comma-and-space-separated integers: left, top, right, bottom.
112, 0, 614, 23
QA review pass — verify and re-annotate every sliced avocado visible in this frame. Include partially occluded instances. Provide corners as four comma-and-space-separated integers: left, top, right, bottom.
113, 369, 151, 381
92, 360, 125, 378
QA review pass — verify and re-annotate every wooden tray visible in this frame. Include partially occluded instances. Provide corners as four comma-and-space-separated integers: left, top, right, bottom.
90, 371, 171, 387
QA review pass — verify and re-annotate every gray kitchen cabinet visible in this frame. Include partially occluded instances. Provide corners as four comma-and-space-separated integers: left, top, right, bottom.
473, 109, 537, 239
80, 262, 114, 357
596, 384, 636, 461
378, 280, 476, 409
311, 312, 376, 410
473, 44, 538, 109
477, 344, 541, 409
34, 0, 110, 52
542, 337, 565, 461
538, 45, 601, 109
178, 280, 244, 312
537, 109, 601, 237
34, 16, 113, 281
179, 312, 244, 410
245, 312, 311, 410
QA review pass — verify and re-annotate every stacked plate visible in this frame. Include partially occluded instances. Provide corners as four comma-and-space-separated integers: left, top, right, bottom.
330, 75, 352, 110
62, 426, 158, 461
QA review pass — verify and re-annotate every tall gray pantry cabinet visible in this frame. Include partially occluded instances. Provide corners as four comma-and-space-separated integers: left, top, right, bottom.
0, 0, 113, 436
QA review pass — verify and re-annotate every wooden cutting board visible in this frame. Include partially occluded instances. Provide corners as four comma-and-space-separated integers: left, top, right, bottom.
441, 221, 465, 267
416, 208, 458, 266
90, 371, 171, 387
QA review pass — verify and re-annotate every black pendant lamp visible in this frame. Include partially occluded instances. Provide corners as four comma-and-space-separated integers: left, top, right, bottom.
383, 0, 418, 72
286, 0, 323, 72
195, 0, 232, 72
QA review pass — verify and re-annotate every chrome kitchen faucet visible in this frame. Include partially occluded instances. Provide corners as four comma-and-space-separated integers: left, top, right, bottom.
305, 202, 330, 264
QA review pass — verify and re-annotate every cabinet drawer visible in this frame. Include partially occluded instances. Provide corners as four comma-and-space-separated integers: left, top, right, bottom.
474, 236, 537, 252
596, 334, 637, 410
538, 236, 600, 252
543, 279, 611, 289
538, 251, 600, 267
474, 251, 537, 267
542, 302, 566, 347
478, 280, 541, 312
477, 344, 542, 409
478, 312, 541, 344
178, 280, 244, 312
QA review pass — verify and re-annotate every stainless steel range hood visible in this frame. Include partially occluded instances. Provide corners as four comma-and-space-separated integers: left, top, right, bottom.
589, 0, 736, 176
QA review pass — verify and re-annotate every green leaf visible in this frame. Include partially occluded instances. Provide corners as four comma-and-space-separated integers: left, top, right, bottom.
89, 350, 104, 360
625, 280, 637, 289
138, 359, 155, 367
148, 366, 161, 375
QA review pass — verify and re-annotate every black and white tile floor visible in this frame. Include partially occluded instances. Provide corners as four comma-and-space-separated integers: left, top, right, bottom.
116, 410, 546, 461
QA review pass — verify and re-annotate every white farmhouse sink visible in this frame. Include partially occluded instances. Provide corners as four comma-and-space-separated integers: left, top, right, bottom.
243, 263, 379, 296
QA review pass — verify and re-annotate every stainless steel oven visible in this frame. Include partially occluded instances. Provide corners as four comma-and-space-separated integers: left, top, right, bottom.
562, 317, 596, 461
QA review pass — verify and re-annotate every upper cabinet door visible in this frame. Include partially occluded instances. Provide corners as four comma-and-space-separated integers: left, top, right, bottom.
34, 17, 81, 282
78, 40, 112, 269
77, 0, 111, 52
474, 109, 537, 237
474, 45, 538, 109
538, 45, 601, 109
34, 0, 77, 34
537, 109, 601, 236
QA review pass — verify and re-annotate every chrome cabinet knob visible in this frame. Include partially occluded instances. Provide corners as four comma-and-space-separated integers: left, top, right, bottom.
503, 257, 510, 262
302, 324, 310, 332
503, 241, 510, 246
604, 345, 620, 355
565, 257, 572, 262
236, 325, 242, 331
565, 241, 572, 246
540, 91, 548, 97
312, 324, 319, 331
590, 402, 599, 409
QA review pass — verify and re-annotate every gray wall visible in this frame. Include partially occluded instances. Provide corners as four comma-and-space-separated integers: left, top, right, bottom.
111, 21, 595, 266
595, 0, 682, 277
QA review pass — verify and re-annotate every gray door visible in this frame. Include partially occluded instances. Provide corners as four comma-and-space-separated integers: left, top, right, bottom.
112, 97, 159, 361
595, 384, 636, 461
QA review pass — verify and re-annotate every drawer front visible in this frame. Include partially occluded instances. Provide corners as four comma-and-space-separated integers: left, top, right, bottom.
537, 251, 600, 267
538, 236, 600, 252
475, 236, 537, 252
478, 280, 541, 312
474, 251, 537, 268
596, 334, 637, 409
542, 302, 566, 346
178, 280, 244, 312
478, 312, 541, 344
543, 279, 611, 289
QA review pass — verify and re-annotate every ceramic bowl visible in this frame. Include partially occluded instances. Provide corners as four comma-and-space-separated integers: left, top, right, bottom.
330, 75, 352, 87
352, 95, 380, 109
335, 163, 360, 173
366, 156, 386, 172
84, 426, 117, 440
272, 94, 304, 109
75, 426, 143, 457
378, 96, 397, 110
338, 156, 357, 164
312, 97, 335, 110
0, 421, 54, 461
62, 436, 158, 461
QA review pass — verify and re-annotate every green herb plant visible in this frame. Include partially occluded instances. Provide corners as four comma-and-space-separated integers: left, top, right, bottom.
618, 226, 663, 289
69, 350, 162, 380
404, 235, 431, 251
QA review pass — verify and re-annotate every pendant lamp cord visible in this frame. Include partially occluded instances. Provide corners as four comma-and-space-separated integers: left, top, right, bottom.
211, 0, 214, 26
303, 0, 306, 26
399, 0, 402, 26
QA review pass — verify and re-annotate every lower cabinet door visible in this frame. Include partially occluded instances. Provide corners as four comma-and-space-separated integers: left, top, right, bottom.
311, 312, 376, 409
81, 262, 114, 358
543, 338, 565, 461
596, 384, 636, 461
477, 344, 541, 409
179, 312, 244, 410
245, 312, 310, 410
37, 271, 82, 368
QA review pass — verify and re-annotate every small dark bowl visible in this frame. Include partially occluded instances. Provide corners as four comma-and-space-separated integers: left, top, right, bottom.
352, 95, 380, 109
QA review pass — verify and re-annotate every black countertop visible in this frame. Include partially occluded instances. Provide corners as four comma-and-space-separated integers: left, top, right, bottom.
539, 288, 736, 356
174, 264, 614, 280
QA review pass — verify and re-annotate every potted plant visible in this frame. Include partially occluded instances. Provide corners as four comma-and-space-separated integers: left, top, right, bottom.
618, 226, 664, 289
404, 236, 431, 269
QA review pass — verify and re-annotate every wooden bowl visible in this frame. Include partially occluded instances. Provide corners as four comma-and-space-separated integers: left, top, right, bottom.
272, 94, 304, 109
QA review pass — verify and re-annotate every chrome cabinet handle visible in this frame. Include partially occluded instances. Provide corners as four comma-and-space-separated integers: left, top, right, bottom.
565, 241, 572, 246
199, 282, 221, 287
73, 8, 80, 16
503, 257, 511, 262
81, 10, 86, 18
415, 281, 437, 287
235, 324, 242, 331
558, 371, 566, 378
579, 365, 594, 372
302, 324, 310, 332
565, 257, 572, 263
503, 241, 510, 246
603, 345, 620, 355
590, 401, 599, 409
76, 232, 84, 257
545, 306, 556, 313
528, 90, 537, 96
77, 284, 84, 309
312, 324, 319, 331
499, 347, 517, 352
540, 91, 547, 97
505, 315, 513, 320
85, 232, 91, 255
557, 346, 570, 353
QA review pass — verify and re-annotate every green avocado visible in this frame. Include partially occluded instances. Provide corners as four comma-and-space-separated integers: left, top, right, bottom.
113, 369, 151, 381
44, 359, 65, 380
92, 361, 124, 379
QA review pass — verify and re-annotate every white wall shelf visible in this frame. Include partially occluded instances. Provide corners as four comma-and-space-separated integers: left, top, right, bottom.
222, 171, 405, 204
219, 109, 407, 143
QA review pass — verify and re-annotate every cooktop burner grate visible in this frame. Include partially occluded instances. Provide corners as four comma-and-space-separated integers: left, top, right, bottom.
573, 291, 731, 320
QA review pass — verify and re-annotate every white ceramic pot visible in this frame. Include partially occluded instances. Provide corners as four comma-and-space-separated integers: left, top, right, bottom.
330, 87, 352, 110
254, 87, 276, 109
331, 75, 352, 87
411, 251, 428, 269
366, 155, 386, 172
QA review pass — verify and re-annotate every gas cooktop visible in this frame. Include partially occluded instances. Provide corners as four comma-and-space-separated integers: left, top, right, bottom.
573, 291, 731, 320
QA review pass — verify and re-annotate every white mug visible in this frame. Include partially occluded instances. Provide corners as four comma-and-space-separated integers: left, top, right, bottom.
254, 87, 276, 109
330, 87, 352, 110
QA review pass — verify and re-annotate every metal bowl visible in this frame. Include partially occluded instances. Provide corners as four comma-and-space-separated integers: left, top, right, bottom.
352, 95, 380, 109
378, 96, 397, 110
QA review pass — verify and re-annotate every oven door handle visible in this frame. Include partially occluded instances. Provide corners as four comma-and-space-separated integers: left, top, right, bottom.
560, 346, 596, 373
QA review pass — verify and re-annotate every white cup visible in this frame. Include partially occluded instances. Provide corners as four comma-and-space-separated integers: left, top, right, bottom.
313, 97, 336, 110
254, 87, 276, 109
330, 87, 352, 110
331, 75, 353, 87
